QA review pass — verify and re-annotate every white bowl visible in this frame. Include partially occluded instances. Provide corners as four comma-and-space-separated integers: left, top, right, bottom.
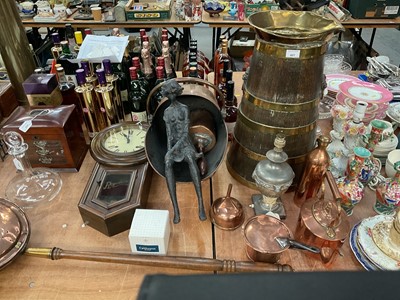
385, 149, 400, 177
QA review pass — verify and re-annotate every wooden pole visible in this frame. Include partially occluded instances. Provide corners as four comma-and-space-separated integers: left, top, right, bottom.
26, 247, 293, 273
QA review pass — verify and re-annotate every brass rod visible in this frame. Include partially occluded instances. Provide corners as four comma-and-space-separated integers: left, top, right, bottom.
25, 247, 293, 273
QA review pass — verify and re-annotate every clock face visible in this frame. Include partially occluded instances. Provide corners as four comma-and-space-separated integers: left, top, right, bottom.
103, 127, 146, 154
90, 122, 150, 167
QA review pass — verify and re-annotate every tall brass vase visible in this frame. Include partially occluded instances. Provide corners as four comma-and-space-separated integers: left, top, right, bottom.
226, 11, 344, 188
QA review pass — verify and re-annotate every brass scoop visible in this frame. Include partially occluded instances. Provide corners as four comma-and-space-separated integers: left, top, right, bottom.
275, 237, 321, 254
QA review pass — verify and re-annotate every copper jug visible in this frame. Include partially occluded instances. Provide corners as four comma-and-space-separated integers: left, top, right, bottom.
293, 135, 331, 208
295, 171, 350, 264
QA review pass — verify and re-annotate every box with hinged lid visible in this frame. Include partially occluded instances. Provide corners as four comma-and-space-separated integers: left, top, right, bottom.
1, 105, 87, 172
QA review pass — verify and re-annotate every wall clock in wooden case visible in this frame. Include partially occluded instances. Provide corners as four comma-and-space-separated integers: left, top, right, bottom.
79, 122, 153, 236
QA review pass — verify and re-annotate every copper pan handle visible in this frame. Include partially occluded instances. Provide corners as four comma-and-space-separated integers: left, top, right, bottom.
325, 170, 342, 203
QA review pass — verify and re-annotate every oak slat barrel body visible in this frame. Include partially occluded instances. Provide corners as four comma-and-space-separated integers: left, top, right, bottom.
227, 36, 326, 187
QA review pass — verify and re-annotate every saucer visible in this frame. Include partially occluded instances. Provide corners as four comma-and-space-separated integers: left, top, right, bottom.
357, 215, 400, 270
372, 220, 400, 262
349, 222, 379, 271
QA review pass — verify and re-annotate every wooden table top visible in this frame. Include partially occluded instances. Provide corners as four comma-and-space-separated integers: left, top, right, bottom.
0, 72, 384, 299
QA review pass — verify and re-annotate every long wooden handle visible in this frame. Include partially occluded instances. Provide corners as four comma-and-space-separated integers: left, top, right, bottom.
25, 247, 293, 273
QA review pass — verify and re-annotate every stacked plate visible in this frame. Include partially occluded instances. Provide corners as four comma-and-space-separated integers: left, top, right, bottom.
336, 80, 393, 124
350, 215, 400, 271
386, 102, 400, 126
320, 74, 361, 119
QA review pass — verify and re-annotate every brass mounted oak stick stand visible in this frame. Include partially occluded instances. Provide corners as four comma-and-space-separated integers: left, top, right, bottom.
25, 247, 293, 273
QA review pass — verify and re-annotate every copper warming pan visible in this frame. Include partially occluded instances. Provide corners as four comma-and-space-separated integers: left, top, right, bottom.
0, 198, 292, 272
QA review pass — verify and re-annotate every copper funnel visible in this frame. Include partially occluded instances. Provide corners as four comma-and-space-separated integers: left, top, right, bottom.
210, 184, 245, 230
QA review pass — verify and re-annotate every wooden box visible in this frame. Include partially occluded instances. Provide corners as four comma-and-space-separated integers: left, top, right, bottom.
125, 0, 172, 20
22, 74, 63, 106
245, 1, 280, 17
0, 81, 19, 118
347, 0, 400, 18
78, 162, 153, 237
1, 105, 87, 172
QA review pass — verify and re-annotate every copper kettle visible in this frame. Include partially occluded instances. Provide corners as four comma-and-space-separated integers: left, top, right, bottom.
295, 171, 350, 264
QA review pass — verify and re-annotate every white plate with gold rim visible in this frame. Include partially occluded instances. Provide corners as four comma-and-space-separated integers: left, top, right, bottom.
357, 215, 400, 271
372, 220, 400, 262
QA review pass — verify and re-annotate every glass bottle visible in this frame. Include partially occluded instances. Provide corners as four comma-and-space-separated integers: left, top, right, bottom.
149, 66, 166, 115
57, 40, 79, 80
65, 23, 76, 49
132, 57, 150, 93
74, 31, 83, 54
156, 56, 168, 79
211, 34, 226, 71
81, 59, 97, 87
75, 68, 107, 139
56, 66, 83, 124
3, 131, 62, 210
102, 59, 125, 123
162, 41, 176, 79
215, 40, 231, 93
225, 80, 238, 142
51, 32, 62, 60
293, 136, 331, 207
142, 41, 156, 90
84, 28, 93, 38
217, 60, 231, 108
128, 67, 148, 123
337, 147, 370, 216
94, 68, 119, 127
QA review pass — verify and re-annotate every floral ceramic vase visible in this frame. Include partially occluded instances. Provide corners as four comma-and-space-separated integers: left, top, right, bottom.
357, 119, 387, 187
375, 161, 400, 215
367, 119, 389, 153
337, 147, 371, 215
343, 101, 367, 152
331, 104, 352, 138
327, 130, 349, 178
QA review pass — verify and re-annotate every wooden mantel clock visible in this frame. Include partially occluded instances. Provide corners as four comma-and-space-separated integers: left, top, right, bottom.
78, 122, 152, 237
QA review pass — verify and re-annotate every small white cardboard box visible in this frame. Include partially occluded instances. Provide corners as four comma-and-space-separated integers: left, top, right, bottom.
128, 209, 170, 255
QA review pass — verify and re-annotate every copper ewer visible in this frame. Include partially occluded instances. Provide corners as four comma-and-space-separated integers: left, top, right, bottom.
295, 171, 350, 264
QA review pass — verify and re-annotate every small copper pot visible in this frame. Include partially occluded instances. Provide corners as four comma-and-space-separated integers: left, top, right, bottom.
243, 215, 292, 263
210, 184, 245, 230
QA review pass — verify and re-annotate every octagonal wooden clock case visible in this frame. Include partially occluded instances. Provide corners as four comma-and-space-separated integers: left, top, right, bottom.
78, 122, 153, 236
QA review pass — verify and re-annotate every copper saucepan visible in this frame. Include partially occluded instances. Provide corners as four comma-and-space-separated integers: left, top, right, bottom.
243, 215, 320, 263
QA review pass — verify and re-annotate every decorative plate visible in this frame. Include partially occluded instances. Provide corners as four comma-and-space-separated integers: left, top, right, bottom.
357, 215, 400, 270
326, 74, 360, 94
372, 220, 400, 262
349, 222, 379, 271
386, 102, 400, 124
339, 80, 393, 104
